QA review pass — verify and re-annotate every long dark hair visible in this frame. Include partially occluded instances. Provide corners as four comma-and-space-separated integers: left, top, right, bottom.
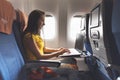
24, 10, 45, 34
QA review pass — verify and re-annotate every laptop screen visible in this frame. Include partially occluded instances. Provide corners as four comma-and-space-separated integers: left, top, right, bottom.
74, 33, 84, 50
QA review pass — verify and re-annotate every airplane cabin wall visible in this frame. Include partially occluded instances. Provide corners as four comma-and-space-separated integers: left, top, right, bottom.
8, 0, 29, 14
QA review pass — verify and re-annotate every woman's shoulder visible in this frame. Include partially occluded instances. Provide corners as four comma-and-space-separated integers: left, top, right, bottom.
24, 32, 42, 40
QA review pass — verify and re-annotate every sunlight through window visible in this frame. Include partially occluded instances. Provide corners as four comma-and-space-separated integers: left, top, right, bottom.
68, 16, 82, 41
41, 15, 56, 40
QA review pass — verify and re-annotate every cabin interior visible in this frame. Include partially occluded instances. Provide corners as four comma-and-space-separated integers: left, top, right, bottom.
0, 0, 120, 80
7, 0, 102, 48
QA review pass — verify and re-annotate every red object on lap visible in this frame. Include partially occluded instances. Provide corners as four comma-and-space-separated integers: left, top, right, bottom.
28, 66, 58, 80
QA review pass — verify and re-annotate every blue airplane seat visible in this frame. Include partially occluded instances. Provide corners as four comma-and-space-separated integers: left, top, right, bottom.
111, 0, 120, 66
0, 31, 24, 80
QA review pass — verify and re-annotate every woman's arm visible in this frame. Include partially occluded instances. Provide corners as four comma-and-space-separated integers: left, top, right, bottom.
44, 47, 70, 53
44, 47, 60, 53
24, 37, 68, 59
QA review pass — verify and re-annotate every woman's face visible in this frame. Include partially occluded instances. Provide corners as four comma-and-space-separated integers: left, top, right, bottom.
38, 15, 45, 30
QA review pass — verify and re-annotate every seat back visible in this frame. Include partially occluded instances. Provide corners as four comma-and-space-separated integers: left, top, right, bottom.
84, 14, 93, 54
88, 0, 120, 79
0, 21, 25, 80
111, 0, 120, 70
89, 0, 113, 65
13, 10, 27, 62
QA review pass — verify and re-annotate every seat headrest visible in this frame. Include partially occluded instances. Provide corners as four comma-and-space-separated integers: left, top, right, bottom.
0, 0, 16, 34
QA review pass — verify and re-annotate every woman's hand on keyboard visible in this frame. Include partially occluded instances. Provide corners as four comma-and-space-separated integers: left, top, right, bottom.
57, 48, 70, 55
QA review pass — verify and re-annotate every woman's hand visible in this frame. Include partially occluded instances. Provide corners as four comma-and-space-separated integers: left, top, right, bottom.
58, 48, 70, 52
57, 48, 70, 56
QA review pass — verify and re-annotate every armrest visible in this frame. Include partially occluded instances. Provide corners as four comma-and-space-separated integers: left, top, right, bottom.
59, 54, 81, 58
26, 60, 61, 68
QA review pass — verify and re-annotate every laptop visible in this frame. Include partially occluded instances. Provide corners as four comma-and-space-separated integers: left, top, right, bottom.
59, 33, 85, 57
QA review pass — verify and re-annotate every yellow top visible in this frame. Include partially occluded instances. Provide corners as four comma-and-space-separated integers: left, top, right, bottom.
23, 33, 44, 60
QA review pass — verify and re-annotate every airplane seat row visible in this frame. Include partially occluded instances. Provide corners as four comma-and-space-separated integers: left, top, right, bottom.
0, 7, 93, 80
85, 0, 120, 80
0, 1, 91, 80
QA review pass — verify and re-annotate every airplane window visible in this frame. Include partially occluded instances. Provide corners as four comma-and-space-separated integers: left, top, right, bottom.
41, 15, 56, 40
68, 16, 81, 41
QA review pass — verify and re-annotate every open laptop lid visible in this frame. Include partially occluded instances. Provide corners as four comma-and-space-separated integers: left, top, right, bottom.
74, 33, 84, 50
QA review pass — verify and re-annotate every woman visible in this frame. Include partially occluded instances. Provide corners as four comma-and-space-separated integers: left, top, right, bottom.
23, 10, 70, 60
23, 9, 79, 80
